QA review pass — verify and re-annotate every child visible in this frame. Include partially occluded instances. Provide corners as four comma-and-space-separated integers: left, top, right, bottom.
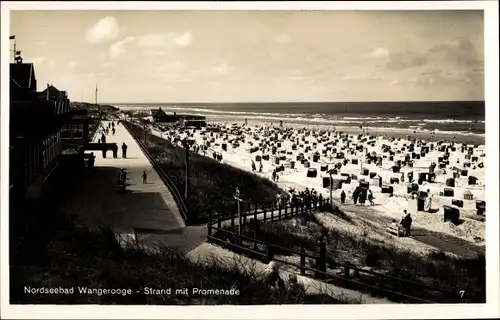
141, 170, 148, 184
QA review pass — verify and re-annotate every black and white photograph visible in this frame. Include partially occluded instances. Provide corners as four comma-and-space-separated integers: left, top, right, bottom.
1, 1, 499, 319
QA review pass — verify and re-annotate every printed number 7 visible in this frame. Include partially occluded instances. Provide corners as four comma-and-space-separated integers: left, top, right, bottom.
459, 290, 465, 299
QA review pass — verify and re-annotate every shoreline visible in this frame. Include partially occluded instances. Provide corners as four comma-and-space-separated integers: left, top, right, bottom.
121, 110, 485, 145
208, 118, 486, 146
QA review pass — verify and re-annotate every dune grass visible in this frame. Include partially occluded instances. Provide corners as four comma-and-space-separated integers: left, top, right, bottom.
126, 122, 286, 224
229, 209, 486, 303
10, 219, 350, 305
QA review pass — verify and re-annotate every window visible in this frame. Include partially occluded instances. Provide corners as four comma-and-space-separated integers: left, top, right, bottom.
27, 147, 32, 185
24, 149, 29, 186
74, 130, 84, 138
61, 129, 71, 139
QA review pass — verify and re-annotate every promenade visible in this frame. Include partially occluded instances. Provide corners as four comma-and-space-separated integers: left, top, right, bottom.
63, 120, 206, 253
59, 119, 389, 304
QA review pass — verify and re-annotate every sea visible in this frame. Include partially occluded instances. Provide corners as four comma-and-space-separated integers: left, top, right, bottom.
114, 101, 485, 135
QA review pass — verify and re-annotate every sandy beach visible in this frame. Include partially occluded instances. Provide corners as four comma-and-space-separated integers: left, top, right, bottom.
140, 117, 485, 248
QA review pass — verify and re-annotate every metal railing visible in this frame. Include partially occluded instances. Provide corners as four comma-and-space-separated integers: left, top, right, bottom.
123, 121, 189, 224
207, 211, 465, 304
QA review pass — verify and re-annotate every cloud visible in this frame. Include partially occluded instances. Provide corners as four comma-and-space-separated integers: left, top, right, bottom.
366, 47, 390, 58
275, 34, 292, 43
391, 72, 475, 87
384, 38, 483, 73
212, 63, 234, 75
342, 74, 368, 80
136, 31, 192, 49
109, 36, 136, 58
427, 38, 482, 68
29, 57, 45, 66
386, 51, 427, 70
67, 60, 77, 69
85, 16, 120, 44
174, 32, 192, 47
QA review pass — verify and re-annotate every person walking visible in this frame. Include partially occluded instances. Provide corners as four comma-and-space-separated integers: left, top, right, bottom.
353, 188, 359, 205
141, 170, 148, 184
400, 210, 413, 237
87, 152, 95, 168
368, 189, 375, 206
102, 143, 108, 158
112, 144, 118, 158
121, 143, 128, 158
359, 189, 367, 206
340, 189, 346, 204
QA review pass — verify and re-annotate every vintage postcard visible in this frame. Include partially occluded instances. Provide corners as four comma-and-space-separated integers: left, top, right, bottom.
1, 1, 498, 319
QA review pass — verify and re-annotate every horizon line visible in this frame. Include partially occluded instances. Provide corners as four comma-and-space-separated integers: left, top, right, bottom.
88, 100, 486, 105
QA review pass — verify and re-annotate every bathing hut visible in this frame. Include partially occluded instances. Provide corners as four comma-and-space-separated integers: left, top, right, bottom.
341, 173, 351, 184
322, 176, 331, 188
443, 187, 454, 197
451, 199, 464, 208
446, 178, 455, 187
463, 190, 474, 200
443, 205, 460, 225
371, 175, 382, 188
390, 177, 400, 184
476, 200, 485, 215
407, 183, 419, 193
381, 185, 393, 194
332, 178, 343, 190
358, 180, 370, 189
468, 176, 478, 185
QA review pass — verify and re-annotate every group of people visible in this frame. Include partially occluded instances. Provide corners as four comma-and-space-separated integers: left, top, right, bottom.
97, 121, 129, 159
289, 187, 320, 209
271, 165, 285, 182
117, 168, 149, 191
251, 159, 264, 173
349, 187, 375, 206
390, 209, 413, 237
212, 151, 223, 162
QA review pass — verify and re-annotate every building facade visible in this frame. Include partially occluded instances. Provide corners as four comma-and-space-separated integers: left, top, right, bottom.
9, 59, 72, 201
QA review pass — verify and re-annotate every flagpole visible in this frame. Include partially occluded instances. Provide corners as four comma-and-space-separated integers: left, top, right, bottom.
9, 35, 16, 62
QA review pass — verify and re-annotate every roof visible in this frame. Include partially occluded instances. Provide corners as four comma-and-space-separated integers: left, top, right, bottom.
10, 63, 36, 90
151, 107, 166, 117
41, 85, 62, 99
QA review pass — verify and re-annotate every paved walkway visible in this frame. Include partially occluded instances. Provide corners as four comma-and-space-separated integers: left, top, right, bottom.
74, 118, 389, 303
63, 121, 210, 252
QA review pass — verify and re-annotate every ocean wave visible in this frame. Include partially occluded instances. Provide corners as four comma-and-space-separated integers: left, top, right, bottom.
118, 104, 484, 123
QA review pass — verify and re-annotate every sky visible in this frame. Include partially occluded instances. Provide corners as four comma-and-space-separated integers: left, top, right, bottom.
10, 10, 484, 103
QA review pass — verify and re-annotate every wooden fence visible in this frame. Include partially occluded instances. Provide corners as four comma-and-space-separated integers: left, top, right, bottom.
207, 205, 464, 304
211, 195, 331, 227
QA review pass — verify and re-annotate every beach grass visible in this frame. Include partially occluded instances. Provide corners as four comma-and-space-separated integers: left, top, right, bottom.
10, 220, 351, 305
231, 211, 486, 303
126, 122, 286, 224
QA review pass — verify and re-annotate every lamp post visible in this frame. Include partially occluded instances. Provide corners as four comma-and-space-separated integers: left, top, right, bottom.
182, 138, 190, 200
327, 170, 333, 204
234, 187, 242, 236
